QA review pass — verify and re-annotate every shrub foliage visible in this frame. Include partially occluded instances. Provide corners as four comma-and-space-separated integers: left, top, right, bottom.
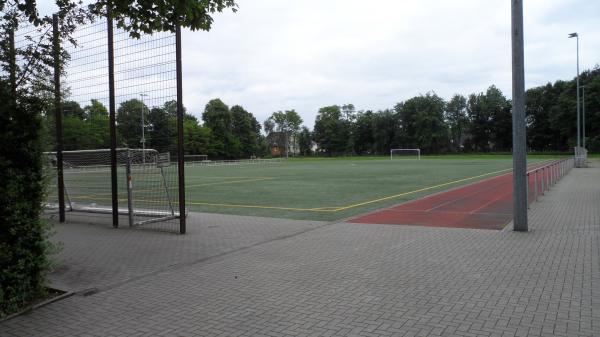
0, 80, 52, 317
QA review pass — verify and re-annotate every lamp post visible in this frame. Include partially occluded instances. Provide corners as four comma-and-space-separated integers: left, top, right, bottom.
568, 32, 580, 152
511, 0, 527, 231
140, 93, 148, 163
581, 85, 586, 149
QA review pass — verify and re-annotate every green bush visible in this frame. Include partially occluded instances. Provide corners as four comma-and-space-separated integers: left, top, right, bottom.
0, 80, 52, 318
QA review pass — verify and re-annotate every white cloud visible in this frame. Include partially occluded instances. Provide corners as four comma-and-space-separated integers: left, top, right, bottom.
35, 0, 600, 127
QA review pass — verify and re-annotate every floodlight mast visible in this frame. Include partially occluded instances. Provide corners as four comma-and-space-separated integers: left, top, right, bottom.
511, 0, 528, 231
581, 85, 586, 149
568, 32, 580, 151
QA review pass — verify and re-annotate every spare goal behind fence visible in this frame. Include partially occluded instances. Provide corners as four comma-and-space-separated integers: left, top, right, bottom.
45, 149, 181, 226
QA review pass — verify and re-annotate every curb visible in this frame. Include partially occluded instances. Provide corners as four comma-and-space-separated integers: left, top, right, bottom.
0, 289, 74, 322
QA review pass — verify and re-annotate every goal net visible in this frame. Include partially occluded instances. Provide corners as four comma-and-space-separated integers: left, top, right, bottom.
390, 148, 421, 160
184, 154, 208, 165
44, 148, 181, 227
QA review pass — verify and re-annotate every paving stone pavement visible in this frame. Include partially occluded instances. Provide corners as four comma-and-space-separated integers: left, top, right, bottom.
43, 212, 329, 292
1, 161, 599, 337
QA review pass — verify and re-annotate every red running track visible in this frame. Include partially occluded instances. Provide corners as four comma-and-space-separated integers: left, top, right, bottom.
348, 168, 545, 230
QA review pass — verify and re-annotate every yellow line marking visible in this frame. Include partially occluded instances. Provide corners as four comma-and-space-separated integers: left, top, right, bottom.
185, 177, 274, 188
310, 206, 344, 211
65, 196, 333, 212
186, 176, 273, 180
186, 201, 336, 212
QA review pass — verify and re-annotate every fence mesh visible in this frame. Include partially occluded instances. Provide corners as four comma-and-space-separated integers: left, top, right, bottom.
15, 16, 185, 233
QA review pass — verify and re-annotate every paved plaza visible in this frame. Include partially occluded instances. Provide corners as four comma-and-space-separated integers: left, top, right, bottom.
1, 162, 599, 337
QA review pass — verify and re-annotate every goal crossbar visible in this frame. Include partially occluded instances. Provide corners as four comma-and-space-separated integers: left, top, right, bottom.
390, 148, 421, 160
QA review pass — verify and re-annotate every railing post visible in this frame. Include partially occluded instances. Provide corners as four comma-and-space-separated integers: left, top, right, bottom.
534, 170, 538, 201
526, 172, 530, 207
541, 167, 545, 194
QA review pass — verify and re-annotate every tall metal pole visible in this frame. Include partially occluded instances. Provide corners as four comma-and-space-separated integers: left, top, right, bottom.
511, 0, 528, 232
569, 33, 580, 150
576, 35, 580, 149
581, 86, 586, 149
176, 23, 186, 234
53, 14, 65, 223
107, 8, 119, 228
140, 93, 147, 163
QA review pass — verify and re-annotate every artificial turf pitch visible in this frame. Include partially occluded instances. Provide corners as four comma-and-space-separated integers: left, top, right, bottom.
182, 155, 555, 221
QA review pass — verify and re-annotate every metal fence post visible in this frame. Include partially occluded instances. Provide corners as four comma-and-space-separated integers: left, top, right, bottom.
126, 149, 134, 227
534, 170, 538, 201
52, 14, 65, 223
107, 7, 119, 228
541, 167, 545, 193
176, 22, 186, 235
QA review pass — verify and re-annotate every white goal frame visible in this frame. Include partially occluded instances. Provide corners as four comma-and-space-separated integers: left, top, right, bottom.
184, 154, 208, 164
44, 148, 181, 226
390, 148, 421, 160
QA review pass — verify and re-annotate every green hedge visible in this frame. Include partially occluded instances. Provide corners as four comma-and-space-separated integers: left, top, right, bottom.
0, 81, 52, 318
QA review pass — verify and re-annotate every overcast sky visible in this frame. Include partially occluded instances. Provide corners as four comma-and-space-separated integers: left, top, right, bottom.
39, 0, 600, 127
180, 0, 599, 127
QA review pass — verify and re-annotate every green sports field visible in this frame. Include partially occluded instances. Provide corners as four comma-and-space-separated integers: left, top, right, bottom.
182, 155, 556, 221
49, 155, 561, 222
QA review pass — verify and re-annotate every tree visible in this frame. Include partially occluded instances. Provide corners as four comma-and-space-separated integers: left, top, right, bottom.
467, 92, 491, 152
396, 92, 449, 153
82, 99, 111, 149
353, 110, 375, 155
371, 109, 398, 155
62, 101, 86, 119
313, 105, 351, 155
90, 0, 238, 38
147, 106, 172, 152
265, 110, 303, 158
298, 126, 312, 156
184, 119, 215, 156
116, 99, 148, 148
445, 94, 468, 152
231, 105, 262, 158
486, 86, 512, 151
202, 98, 237, 158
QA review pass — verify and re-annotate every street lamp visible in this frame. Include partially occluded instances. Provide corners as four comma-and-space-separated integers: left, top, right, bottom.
140, 93, 148, 163
581, 85, 586, 149
568, 32, 580, 151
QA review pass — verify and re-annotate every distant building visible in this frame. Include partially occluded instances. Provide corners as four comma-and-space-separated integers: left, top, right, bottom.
266, 131, 299, 156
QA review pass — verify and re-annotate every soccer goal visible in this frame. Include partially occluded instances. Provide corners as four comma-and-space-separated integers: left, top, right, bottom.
184, 154, 208, 166
44, 148, 182, 227
390, 148, 421, 160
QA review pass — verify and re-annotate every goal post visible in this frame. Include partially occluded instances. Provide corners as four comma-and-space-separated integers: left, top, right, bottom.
184, 154, 208, 165
44, 148, 183, 227
390, 148, 421, 160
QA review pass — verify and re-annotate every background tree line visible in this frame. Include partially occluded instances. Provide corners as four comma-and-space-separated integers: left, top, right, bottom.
304, 66, 600, 156
44, 97, 268, 159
